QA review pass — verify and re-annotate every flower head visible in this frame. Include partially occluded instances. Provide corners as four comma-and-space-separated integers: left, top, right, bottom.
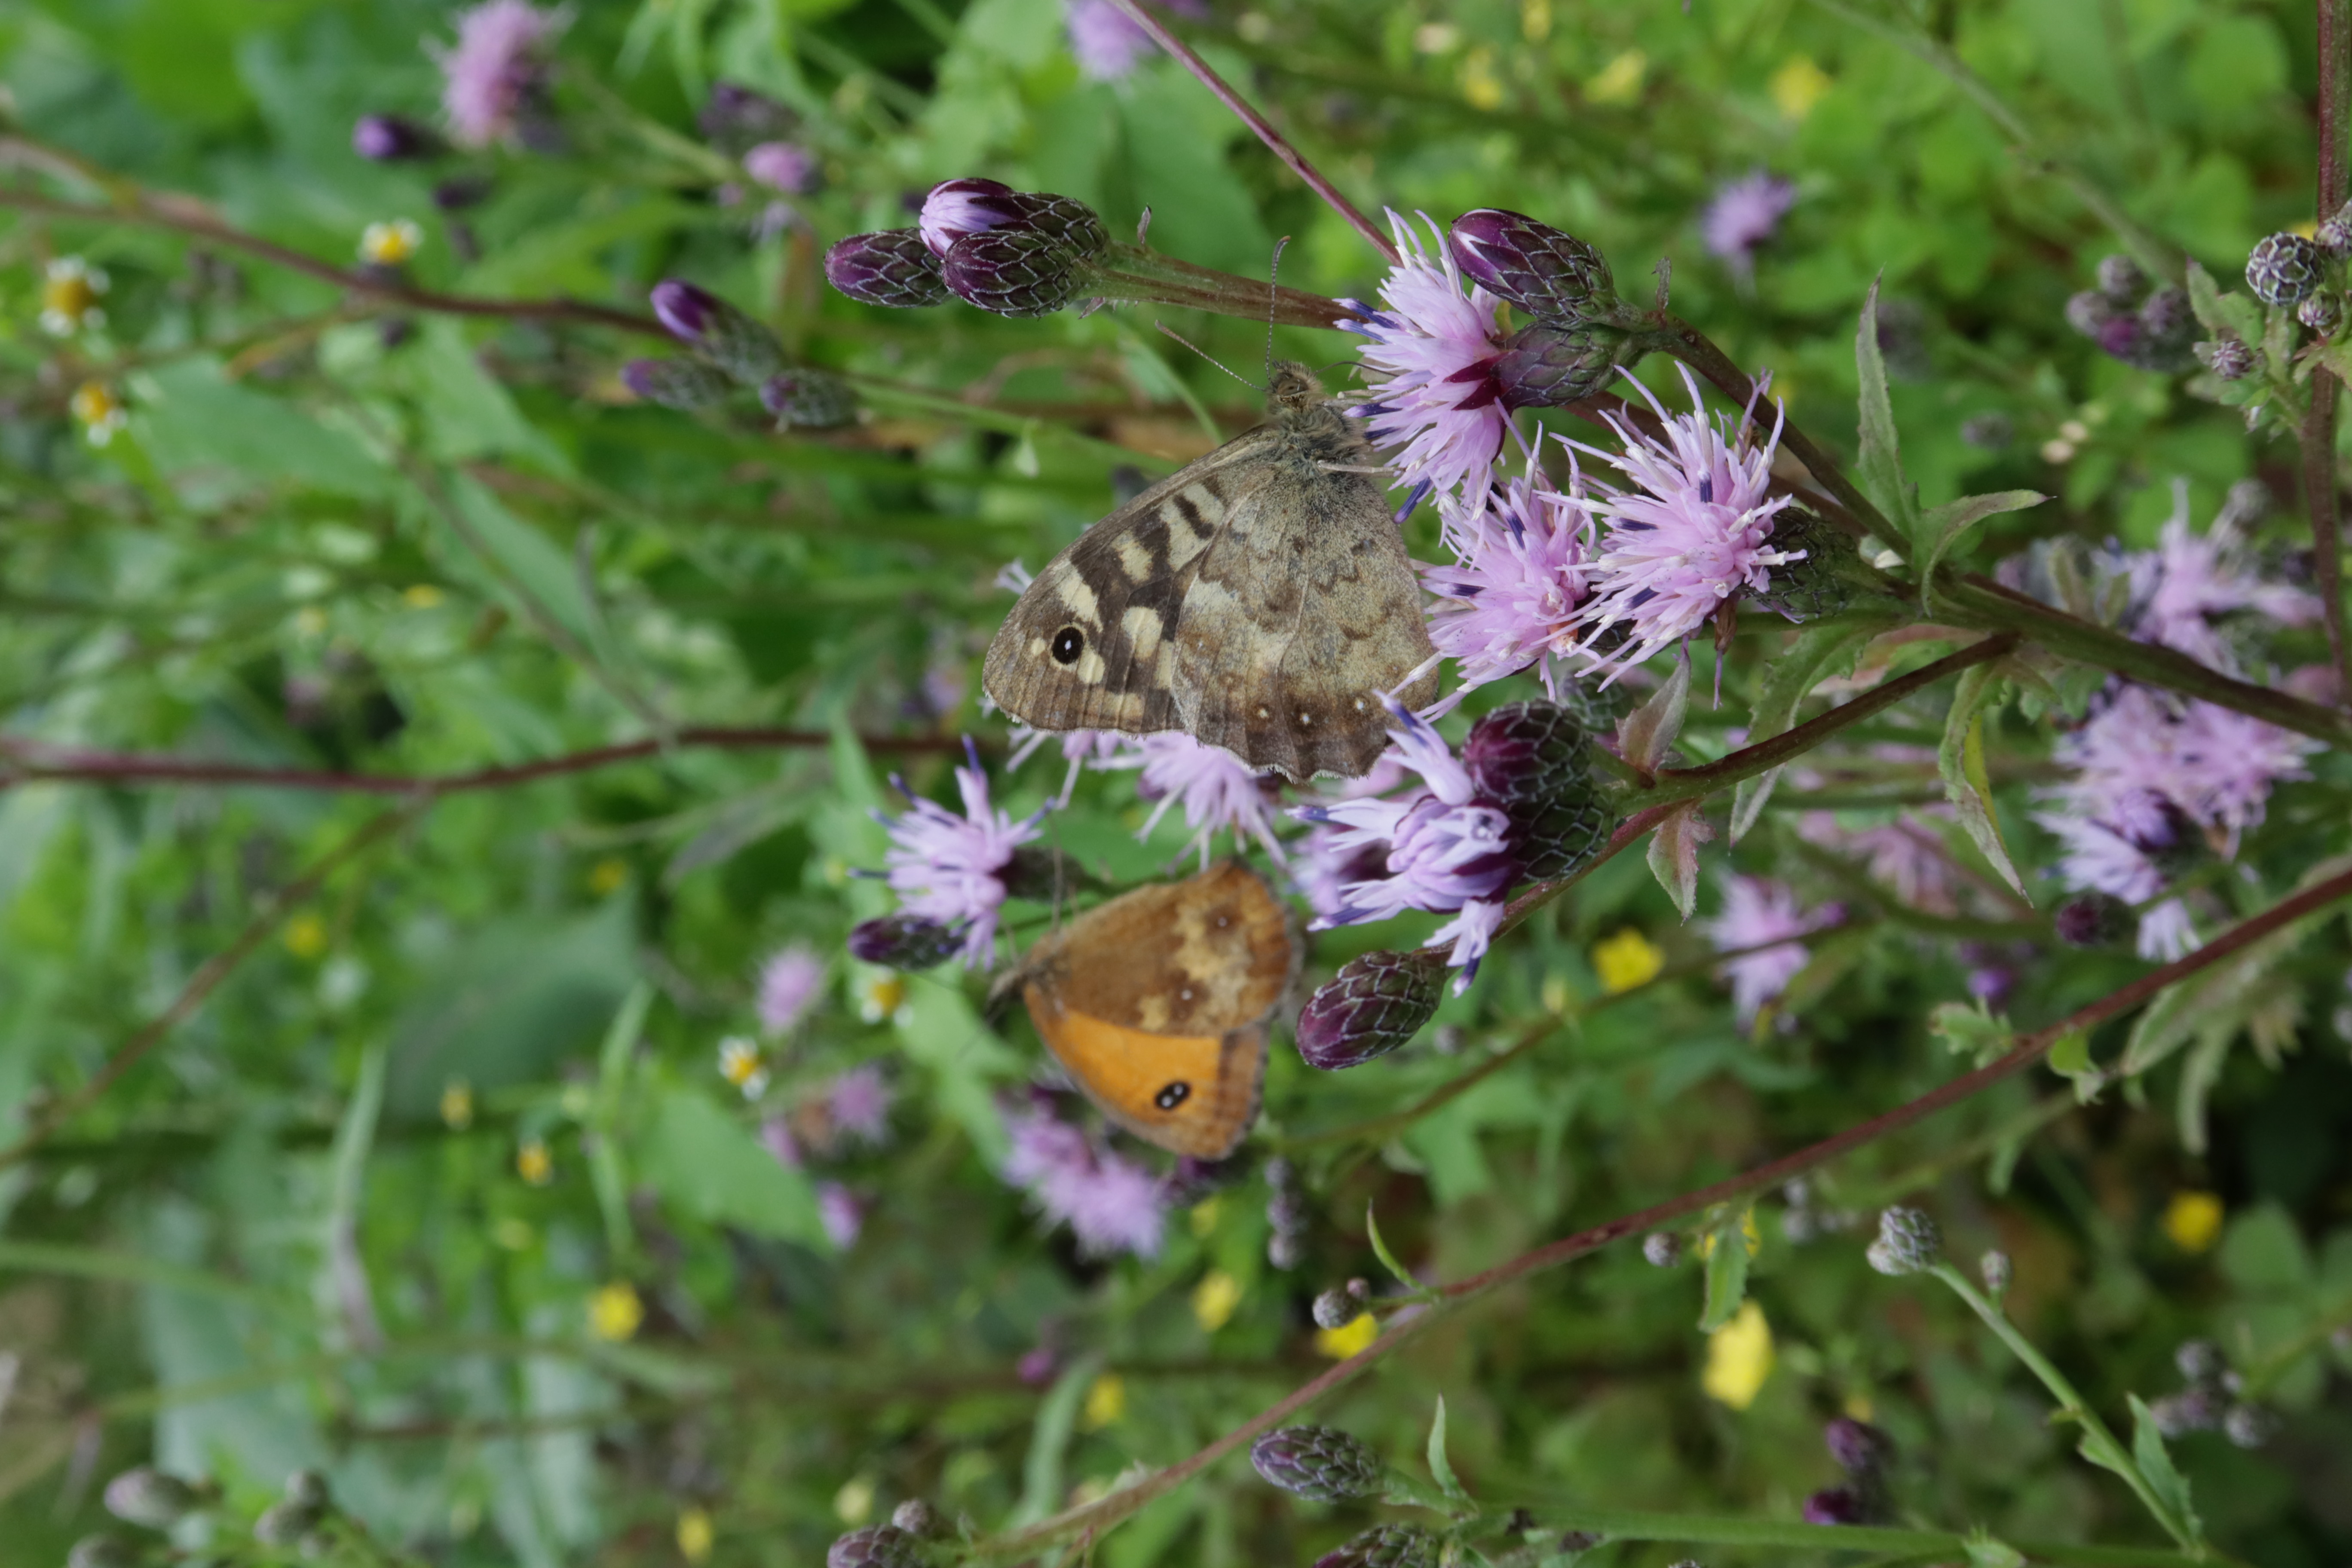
1008, 725, 1129, 806
1702, 876, 1838, 1025
1121, 733, 1284, 863
717, 1036, 769, 1098
876, 740, 1044, 966
1421, 471, 1599, 698
41, 257, 108, 337
70, 381, 127, 447
1701, 171, 1796, 277
827, 1064, 892, 1145
1060, 0, 1206, 80
743, 141, 817, 194
817, 1182, 864, 1247
1567, 364, 1800, 684
2115, 485, 2318, 671
1342, 212, 1512, 505
434, 0, 565, 149
359, 218, 424, 267
1000, 1096, 1167, 1258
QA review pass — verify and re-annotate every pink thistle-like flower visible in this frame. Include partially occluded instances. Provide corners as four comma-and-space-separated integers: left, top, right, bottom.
1118, 733, 1285, 864
742, 141, 817, 194
1001, 1097, 1167, 1259
1797, 815, 1960, 916
877, 739, 1044, 966
1343, 212, 1513, 506
433, 0, 565, 149
756, 942, 825, 1034
817, 1182, 864, 1248
1062, 0, 1208, 81
1422, 469, 1599, 698
827, 1064, 893, 1145
1702, 876, 1838, 1024
2115, 489, 2319, 671
1008, 726, 1131, 806
1701, 171, 1796, 277
1294, 701, 1516, 991
1567, 364, 1801, 685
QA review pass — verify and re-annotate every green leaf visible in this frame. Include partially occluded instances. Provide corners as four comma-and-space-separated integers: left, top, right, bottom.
1728, 616, 1893, 840
1929, 999, 2015, 1068
1698, 1208, 1753, 1332
2045, 1029, 2107, 1103
1425, 1394, 1468, 1501
1366, 1203, 1422, 1294
1913, 490, 2045, 606
1962, 1530, 2026, 1568
1937, 664, 2027, 898
591, 983, 657, 1261
1014, 1353, 1106, 1526
1614, 648, 1691, 775
2184, 258, 2264, 346
1645, 800, 1712, 922
634, 1086, 828, 1247
1853, 278, 1918, 539
2127, 1395, 2204, 1543
130, 358, 390, 499
2219, 1203, 2313, 1294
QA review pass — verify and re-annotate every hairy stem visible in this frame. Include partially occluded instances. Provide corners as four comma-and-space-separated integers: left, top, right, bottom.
2313, 0, 2352, 704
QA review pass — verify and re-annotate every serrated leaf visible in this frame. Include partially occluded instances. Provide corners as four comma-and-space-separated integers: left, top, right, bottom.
1854, 278, 1918, 539
1425, 1395, 1467, 1501
1728, 616, 1893, 840
1615, 649, 1691, 775
1929, 999, 2014, 1068
2128, 1395, 2204, 1543
1645, 800, 1712, 922
1698, 1208, 1753, 1332
1913, 490, 2046, 608
2184, 259, 2263, 346
1937, 664, 2027, 898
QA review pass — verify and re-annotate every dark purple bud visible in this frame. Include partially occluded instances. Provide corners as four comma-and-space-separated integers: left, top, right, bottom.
352, 113, 437, 162
1802, 1487, 1864, 1525
2140, 285, 2191, 341
943, 224, 1100, 317
1250, 1425, 1387, 1501
2196, 335, 2255, 380
2065, 290, 2119, 340
2095, 313, 2146, 363
1824, 1417, 1894, 1479
1016, 1345, 1059, 1384
827, 1525, 923, 1568
649, 280, 783, 384
1311, 1288, 1356, 1329
1296, 949, 1445, 1069
2247, 232, 2324, 306
1491, 319, 1638, 409
622, 357, 733, 410
825, 230, 952, 309
888, 1501, 939, 1538
1464, 701, 1612, 880
848, 913, 965, 969
2054, 892, 2129, 948
760, 369, 857, 429
2094, 253, 2146, 305
651, 279, 722, 343
103, 1468, 209, 1529
2118, 797, 2203, 876
1450, 208, 1618, 322
2321, 205, 2352, 258
1313, 1523, 1439, 1568
2298, 290, 2343, 335
698, 80, 797, 146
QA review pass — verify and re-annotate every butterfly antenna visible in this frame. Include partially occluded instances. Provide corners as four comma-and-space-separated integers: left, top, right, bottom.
1154, 322, 1258, 392
1265, 236, 1290, 385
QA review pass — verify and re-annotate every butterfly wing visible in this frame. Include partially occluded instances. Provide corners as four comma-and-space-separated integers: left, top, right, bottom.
1019, 863, 1299, 1158
982, 429, 1282, 738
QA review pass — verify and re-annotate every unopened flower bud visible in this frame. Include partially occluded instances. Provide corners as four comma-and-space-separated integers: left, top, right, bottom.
1268, 1230, 1305, 1269
2196, 335, 2256, 380
848, 913, 965, 970
825, 230, 952, 309
2175, 1339, 2223, 1382
1980, 1249, 2012, 1296
889, 1500, 939, 1537
622, 357, 734, 410
2223, 1402, 2278, 1449
649, 281, 784, 384
1347, 1276, 1371, 1300
66, 1537, 138, 1568
1296, 949, 1445, 1069
1643, 1232, 1682, 1268
919, 177, 1035, 257
2065, 290, 2120, 339
1464, 701, 1613, 880
1313, 1522, 1439, 1568
760, 369, 858, 429
1865, 1207, 1940, 1275
2299, 291, 2343, 335
2246, 232, 2324, 306
1311, 1288, 1357, 1329
104, 1467, 210, 1529
255, 1499, 326, 1546
943, 224, 1097, 317
2095, 254, 2146, 304
2054, 892, 2130, 948
352, 113, 438, 162
1802, 1487, 1863, 1525
1824, 1417, 1893, 1479
1449, 209, 1619, 323
284, 1471, 333, 1511
2140, 285, 2190, 340
827, 1524, 923, 1568
2320, 204, 2352, 258
1250, 1424, 1387, 1501
1491, 318, 1640, 408
2148, 1387, 2223, 1436
1747, 507, 1860, 624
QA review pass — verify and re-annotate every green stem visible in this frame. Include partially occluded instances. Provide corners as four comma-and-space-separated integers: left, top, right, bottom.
1929, 1264, 2201, 1551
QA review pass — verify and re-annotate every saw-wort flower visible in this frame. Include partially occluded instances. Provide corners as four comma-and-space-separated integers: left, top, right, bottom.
1001, 1096, 1167, 1259
756, 943, 825, 1033
1702, 876, 1838, 1025
1118, 732, 1286, 865
1797, 813, 1961, 917
1062, 0, 1207, 81
1700, 170, 1796, 280
827, 1065, 893, 1145
1294, 701, 1516, 992
433, 0, 564, 149
1007, 724, 1130, 806
875, 740, 1044, 967
2108, 484, 2318, 671
1421, 469, 1599, 700
1567, 364, 1801, 686
742, 140, 818, 195
1342, 211, 1512, 506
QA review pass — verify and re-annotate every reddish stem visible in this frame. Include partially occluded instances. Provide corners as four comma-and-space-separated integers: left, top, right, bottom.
2312, 0, 2352, 705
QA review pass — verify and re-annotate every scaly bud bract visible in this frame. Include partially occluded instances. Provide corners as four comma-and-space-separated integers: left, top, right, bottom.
889, 1500, 939, 1537
103, 1468, 211, 1529
1449, 208, 1620, 324
622, 357, 734, 410
1823, 1416, 1894, 1479
2196, 334, 2256, 380
649, 280, 784, 385
1311, 1288, 1357, 1330
943, 224, 1097, 316
1313, 1523, 1439, 1568
827, 1525, 924, 1568
1296, 949, 1445, 1070
825, 230, 953, 309
1865, 1207, 1940, 1275
1463, 701, 1612, 881
2246, 232, 2324, 306
761, 369, 858, 429
1249, 1425, 1388, 1501
1743, 506, 1861, 624
1491, 319, 1642, 408
847, 913, 967, 970
2094, 253, 2145, 304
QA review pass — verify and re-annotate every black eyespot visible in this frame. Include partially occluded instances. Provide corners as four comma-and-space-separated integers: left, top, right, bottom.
1050, 626, 1084, 665
1154, 1081, 1191, 1111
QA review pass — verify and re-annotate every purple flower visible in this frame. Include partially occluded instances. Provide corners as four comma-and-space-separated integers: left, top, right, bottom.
761, 1117, 803, 1169
743, 141, 818, 195
1702, 876, 1838, 1024
2114, 495, 2319, 671
1422, 470, 1599, 699
918, 178, 1033, 259
1062, 0, 1207, 80
1120, 733, 1285, 864
1001, 1098, 1167, 1258
817, 1182, 864, 1247
432, 0, 565, 150
1008, 725, 1131, 806
352, 114, 435, 162
1566, 364, 1801, 685
876, 740, 1044, 966
1295, 701, 1516, 992
1342, 211, 1512, 506
827, 1064, 893, 1145
1797, 814, 1960, 916
756, 942, 825, 1034
1701, 171, 1796, 278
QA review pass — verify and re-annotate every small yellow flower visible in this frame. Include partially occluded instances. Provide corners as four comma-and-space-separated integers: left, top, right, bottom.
833, 1475, 875, 1525
1521, 0, 1552, 43
1314, 1312, 1379, 1359
717, 1037, 769, 1098
1770, 55, 1833, 121
1081, 1372, 1126, 1429
589, 1280, 644, 1341
69, 381, 127, 446
1592, 928, 1663, 993
676, 1506, 714, 1564
516, 1138, 554, 1185
282, 912, 329, 960
1192, 1270, 1242, 1333
1189, 1196, 1222, 1238
2163, 1191, 2225, 1253
1702, 1300, 1775, 1410
358, 218, 424, 267
440, 1078, 475, 1130
1460, 47, 1504, 111
1586, 48, 1647, 107
402, 583, 445, 609
858, 974, 906, 1024
587, 858, 629, 895
40, 256, 108, 336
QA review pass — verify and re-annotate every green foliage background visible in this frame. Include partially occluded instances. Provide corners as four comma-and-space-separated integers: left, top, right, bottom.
1, 0, 2350, 1565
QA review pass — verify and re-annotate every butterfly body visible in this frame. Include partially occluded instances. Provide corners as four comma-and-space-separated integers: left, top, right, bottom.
984, 364, 1438, 781
1003, 862, 1300, 1158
